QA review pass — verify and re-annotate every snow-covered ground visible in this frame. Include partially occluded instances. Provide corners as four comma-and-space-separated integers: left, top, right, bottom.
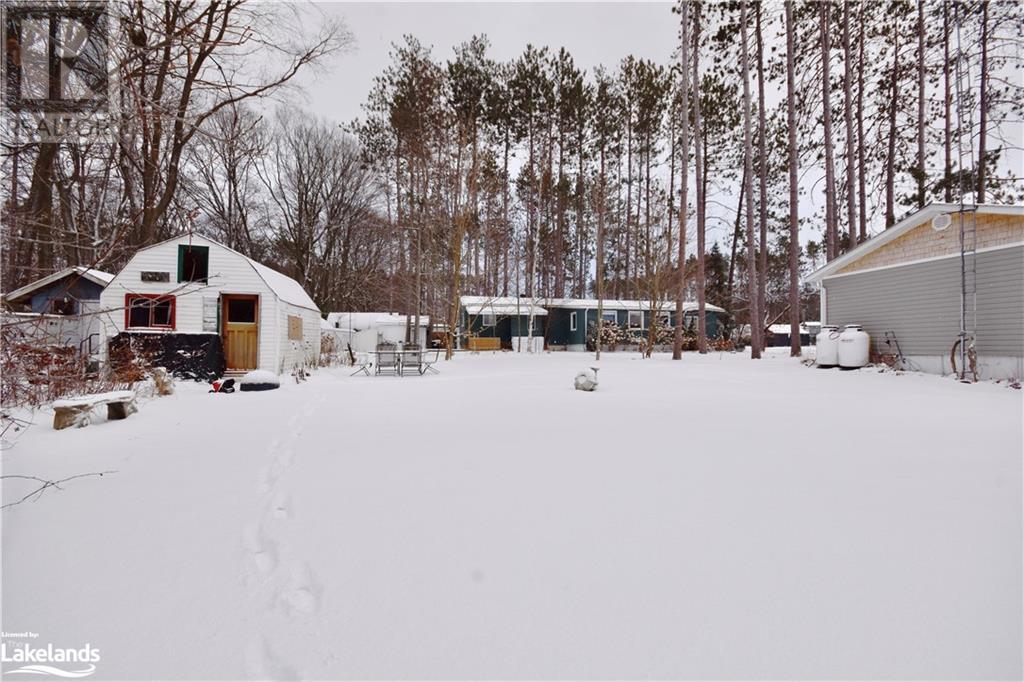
2, 349, 1021, 680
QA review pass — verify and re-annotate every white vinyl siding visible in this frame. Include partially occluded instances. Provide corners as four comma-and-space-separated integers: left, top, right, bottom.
99, 234, 320, 373
277, 302, 321, 373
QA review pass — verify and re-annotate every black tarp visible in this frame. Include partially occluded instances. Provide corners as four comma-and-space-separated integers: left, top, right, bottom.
109, 332, 226, 382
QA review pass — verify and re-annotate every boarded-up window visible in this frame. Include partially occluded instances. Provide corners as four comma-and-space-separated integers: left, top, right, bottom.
287, 315, 303, 340
202, 297, 219, 332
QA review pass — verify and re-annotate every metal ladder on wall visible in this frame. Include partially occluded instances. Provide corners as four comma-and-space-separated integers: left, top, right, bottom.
952, 2, 978, 382
957, 209, 978, 381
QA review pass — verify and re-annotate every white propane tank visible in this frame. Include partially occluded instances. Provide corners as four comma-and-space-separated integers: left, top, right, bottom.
816, 325, 841, 367
838, 324, 870, 369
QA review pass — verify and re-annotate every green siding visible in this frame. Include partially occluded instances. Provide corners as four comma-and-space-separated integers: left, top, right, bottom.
460, 304, 728, 349
462, 309, 545, 348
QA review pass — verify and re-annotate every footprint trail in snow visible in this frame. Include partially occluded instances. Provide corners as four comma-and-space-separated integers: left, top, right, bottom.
241, 394, 328, 677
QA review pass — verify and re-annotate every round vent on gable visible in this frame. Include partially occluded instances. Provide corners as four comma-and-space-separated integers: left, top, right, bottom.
931, 213, 952, 232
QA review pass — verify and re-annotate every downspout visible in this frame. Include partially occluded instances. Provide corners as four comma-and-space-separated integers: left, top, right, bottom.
583, 307, 589, 350
274, 296, 281, 374
819, 284, 827, 325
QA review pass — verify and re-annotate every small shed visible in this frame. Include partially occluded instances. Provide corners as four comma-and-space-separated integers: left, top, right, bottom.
807, 203, 1023, 379
765, 324, 812, 348
2, 266, 113, 353
3, 266, 113, 314
99, 234, 321, 376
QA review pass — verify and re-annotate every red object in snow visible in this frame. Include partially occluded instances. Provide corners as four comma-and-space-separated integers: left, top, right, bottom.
209, 378, 236, 394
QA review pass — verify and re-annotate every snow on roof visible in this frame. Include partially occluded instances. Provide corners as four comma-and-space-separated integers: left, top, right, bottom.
3, 266, 114, 303
325, 312, 431, 331
459, 297, 548, 316
246, 258, 318, 312
806, 203, 1024, 283
459, 296, 724, 314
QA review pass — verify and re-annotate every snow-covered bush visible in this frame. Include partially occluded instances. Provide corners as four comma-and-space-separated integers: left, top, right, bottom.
586, 321, 630, 352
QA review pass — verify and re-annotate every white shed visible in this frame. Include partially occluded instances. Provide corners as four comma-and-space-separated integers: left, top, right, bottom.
324, 312, 430, 353
99, 234, 321, 375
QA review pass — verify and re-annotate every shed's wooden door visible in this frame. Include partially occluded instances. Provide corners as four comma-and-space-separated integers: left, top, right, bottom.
222, 295, 259, 370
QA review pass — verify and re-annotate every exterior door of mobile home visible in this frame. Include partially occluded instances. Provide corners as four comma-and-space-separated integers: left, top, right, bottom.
222, 295, 259, 370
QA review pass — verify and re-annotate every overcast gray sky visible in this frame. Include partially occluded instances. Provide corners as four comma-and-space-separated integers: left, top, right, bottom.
295, 2, 678, 127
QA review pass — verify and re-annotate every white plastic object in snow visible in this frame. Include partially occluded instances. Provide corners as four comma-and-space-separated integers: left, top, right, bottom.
574, 368, 598, 392
815, 325, 841, 367
511, 336, 544, 353
838, 325, 870, 369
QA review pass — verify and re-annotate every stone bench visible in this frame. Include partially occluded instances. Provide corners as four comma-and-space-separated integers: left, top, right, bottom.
52, 391, 138, 430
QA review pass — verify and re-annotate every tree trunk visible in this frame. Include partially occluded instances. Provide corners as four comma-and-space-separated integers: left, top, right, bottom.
24, 143, 60, 274
576, 119, 586, 298
976, 0, 989, 202
694, 2, 708, 354
625, 110, 633, 291
740, 0, 762, 359
842, 1, 857, 250
820, 2, 838, 260
672, 0, 690, 361
554, 117, 566, 297
526, 124, 536, 296
596, 145, 606, 361
885, 17, 900, 228
502, 130, 511, 295
726, 165, 746, 310
755, 2, 769, 328
916, 0, 926, 208
786, 0, 802, 357
942, 0, 953, 203
857, 7, 868, 242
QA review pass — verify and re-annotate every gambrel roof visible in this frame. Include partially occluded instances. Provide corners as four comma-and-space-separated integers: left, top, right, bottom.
128, 233, 319, 312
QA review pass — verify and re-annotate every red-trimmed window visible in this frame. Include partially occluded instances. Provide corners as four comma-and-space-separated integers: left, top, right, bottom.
125, 294, 175, 329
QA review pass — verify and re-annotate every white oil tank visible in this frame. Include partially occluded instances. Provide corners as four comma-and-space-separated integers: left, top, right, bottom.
838, 324, 870, 369
816, 325, 841, 367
